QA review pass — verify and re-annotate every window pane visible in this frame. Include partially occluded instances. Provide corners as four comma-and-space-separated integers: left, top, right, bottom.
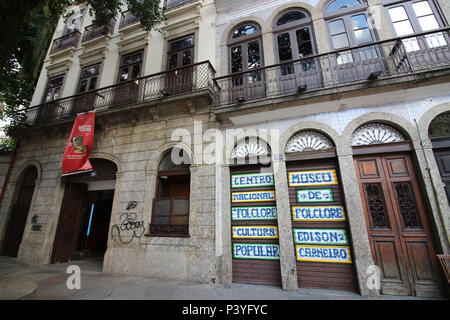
88, 77, 97, 90
412, 1, 433, 17
44, 90, 53, 102
425, 32, 447, 48
123, 52, 142, 65
277, 11, 307, 26
82, 65, 100, 78
232, 25, 258, 39
156, 199, 170, 216
351, 14, 369, 30
173, 216, 189, 225
332, 33, 350, 49
277, 33, 293, 61
403, 38, 421, 52
327, 0, 364, 13
247, 41, 261, 69
79, 80, 87, 93
169, 53, 178, 69
170, 36, 194, 51
182, 50, 192, 65
297, 28, 313, 57
49, 76, 64, 88
231, 46, 242, 73
132, 64, 140, 79
418, 15, 439, 31
388, 7, 408, 23
337, 51, 353, 64
354, 28, 373, 44
120, 67, 129, 82
329, 19, 346, 35
155, 216, 169, 225
53, 87, 61, 100
393, 20, 415, 36
173, 199, 189, 215
359, 46, 378, 60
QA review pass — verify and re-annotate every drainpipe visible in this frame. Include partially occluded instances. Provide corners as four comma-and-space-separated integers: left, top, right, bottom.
0, 146, 17, 206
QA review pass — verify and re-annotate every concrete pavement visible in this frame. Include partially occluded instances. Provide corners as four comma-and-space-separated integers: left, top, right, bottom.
0, 255, 443, 300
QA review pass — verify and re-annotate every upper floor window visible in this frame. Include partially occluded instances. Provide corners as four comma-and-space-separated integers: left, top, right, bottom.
273, 9, 316, 74
324, 0, 376, 64
167, 34, 195, 70
78, 64, 100, 93
165, 0, 194, 10
228, 23, 263, 79
118, 50, 143, 83
64, 9, 85, 34
43, 75, 64, 102
386, 0, 446, 51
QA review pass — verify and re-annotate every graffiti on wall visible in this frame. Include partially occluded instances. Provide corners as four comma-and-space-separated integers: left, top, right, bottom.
111, 201, 145, 244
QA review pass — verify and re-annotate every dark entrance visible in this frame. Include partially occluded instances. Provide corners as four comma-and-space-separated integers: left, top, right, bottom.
429, 112, 450, 204
2, 166, 37, 257
52, 159, 116, 263
355, 152, 441, 297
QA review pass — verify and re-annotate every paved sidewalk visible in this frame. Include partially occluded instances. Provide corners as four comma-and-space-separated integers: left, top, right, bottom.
0, 256, 443, 300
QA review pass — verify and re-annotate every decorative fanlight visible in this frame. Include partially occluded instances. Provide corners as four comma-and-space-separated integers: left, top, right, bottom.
351, 123, 405, 146
231, 138, 270, 158
285, 131, 334, 153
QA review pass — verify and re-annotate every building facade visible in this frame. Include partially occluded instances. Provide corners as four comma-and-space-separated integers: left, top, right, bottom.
0, 0, 449, 298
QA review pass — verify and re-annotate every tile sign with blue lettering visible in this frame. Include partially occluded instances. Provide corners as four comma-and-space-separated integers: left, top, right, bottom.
293, 228, 348, 245
232, 191, 276, 202
232, 206, 277, 220
288, 170, 338, 187
231, 172, 274, 188
233, 243, 280, 260
295, 245, 352, 263
292, 206, 346, 221
297, 189, 333, 203
232, 226, 279, 239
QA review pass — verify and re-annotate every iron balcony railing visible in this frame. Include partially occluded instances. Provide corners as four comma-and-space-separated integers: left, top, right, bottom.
165, 0, 197, 9
50, 31, 82, 54
119, 10, 138, 29
213, 27, 450, 108
24, 61, 216, 127
82, 19, 116, 43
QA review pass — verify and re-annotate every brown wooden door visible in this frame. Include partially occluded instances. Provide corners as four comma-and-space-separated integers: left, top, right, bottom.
355, 153, 441, 297
52, 183, 87, 263
2, 168, 37, 257
433, 148, 450, 204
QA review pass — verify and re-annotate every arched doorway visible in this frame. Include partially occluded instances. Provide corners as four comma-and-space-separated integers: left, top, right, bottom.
352, 123, 441, 297
52, 158, 117, 263
2, 166, 37, 257
428, 112, 450, 204
229, 137, 282, 286
284, 130, 358, 292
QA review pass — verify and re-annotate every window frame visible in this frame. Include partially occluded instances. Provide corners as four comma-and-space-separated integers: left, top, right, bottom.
77, 63, 102, 94
166, 33, 195, 71
227, 22, 264, 80
149, 150, 191, 238
42, 74, 66, 103
272, 9, 317, 65
117, 49, 144, 83
384, 0, 446, 36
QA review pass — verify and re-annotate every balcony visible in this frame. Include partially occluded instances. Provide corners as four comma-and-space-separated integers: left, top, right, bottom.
82, 19, 116, 43
119, 10, 138, 29
23, 61, 216, 128
213, 28, 450, 110
50, 31, 82, 54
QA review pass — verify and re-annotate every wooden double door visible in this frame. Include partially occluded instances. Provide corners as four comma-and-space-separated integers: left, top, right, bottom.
355, 153, 441, 297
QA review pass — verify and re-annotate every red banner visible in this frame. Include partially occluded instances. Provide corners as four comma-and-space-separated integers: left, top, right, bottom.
62, 112, 95, 175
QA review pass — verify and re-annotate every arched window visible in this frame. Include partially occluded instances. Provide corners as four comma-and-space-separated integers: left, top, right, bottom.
351, 123, 406, 146
228, 23, 265, 102
273, 8, 322, 90
429, 112, 450, 139
285, 131, 334, 153
150, 148, 191, 237
324, 0, 377, 65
